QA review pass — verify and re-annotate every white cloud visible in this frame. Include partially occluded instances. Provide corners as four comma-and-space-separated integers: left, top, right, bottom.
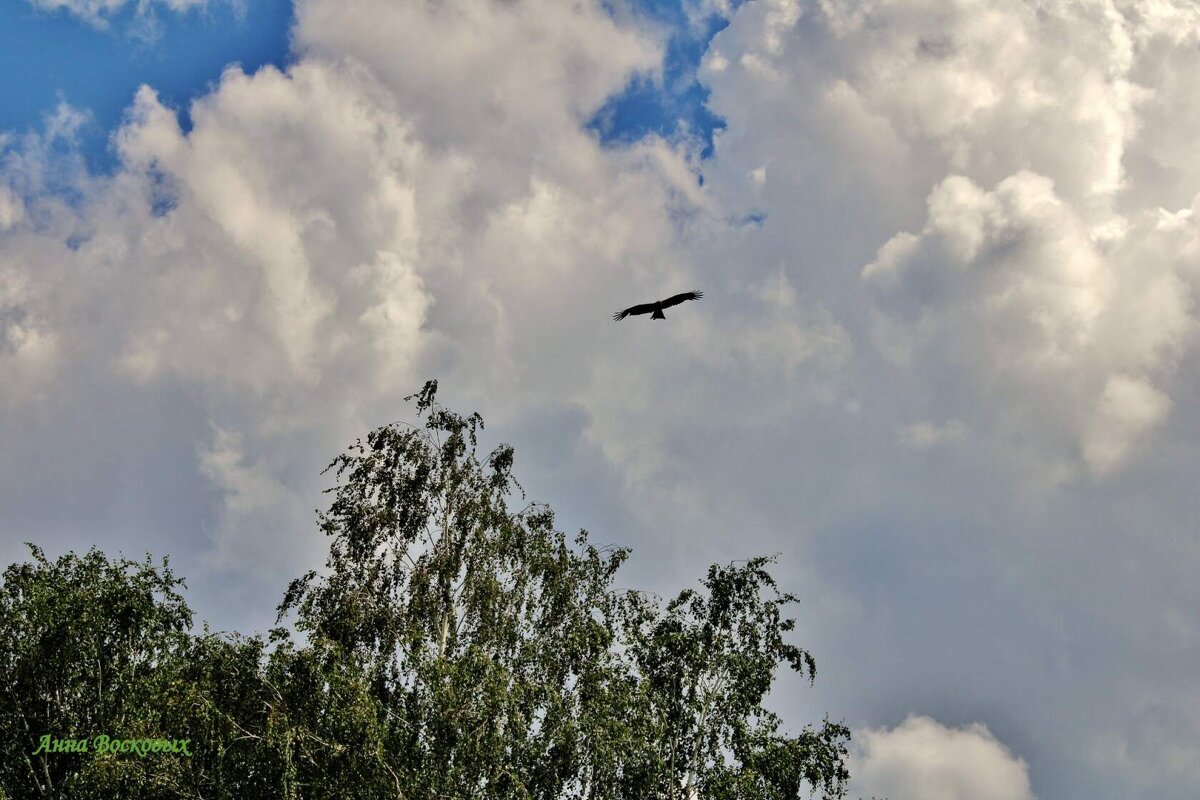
861, 170, 1195, 477
700, 0, 1154, 215
695, 0, 1200, 482
0, 267, 59, 412
1081, 373, 1172, 475
113, 69, 428, 386
850, 716, 1035, 800
0, 186, 23, 231
29, 0, 212, 26
197, 426, 286, 514
860, 172, 1156, 474
292, 0, 659, 162
895, 419, 967, 450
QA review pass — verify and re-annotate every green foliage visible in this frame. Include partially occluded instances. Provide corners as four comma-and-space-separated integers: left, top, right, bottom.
276, 380, 640, 798
0, 380, 851, 799
620, 559, 850, 799
0, 545, 194, 798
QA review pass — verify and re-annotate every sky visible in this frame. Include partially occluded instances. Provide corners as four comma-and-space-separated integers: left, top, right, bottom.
1, 1, 1198, 799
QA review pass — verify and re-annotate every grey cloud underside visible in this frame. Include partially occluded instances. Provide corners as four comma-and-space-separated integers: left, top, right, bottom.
2, 1, 1200, 799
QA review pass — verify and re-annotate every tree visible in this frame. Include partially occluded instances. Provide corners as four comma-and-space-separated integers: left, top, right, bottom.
277, 380, 639, 798
621, 559, 850, 799
0, 545, 194, 798
0, 548, 386, 800
276, 380, 851, 799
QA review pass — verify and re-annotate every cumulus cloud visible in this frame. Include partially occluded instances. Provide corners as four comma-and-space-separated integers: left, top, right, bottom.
112, 68, 429, 389
850, 716, 1035, 800
0, 186, 24, 231
700, 0, 1200, 481
292, 0, 660, 166
0, 264, 59, 412
709, 0, 1145, 206
895, 419, 967, 450
862, 170, 1193, 476
1080, 373, 1172, 474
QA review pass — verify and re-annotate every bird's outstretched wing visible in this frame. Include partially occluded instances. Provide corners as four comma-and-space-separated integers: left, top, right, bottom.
659, 290, 703, 309
613, 303, 658, 321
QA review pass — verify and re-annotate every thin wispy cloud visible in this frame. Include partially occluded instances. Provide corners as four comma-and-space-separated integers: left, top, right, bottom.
30, 0, 217, 27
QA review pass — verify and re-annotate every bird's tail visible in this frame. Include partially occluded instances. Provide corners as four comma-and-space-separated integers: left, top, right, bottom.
651, 309, 665, 320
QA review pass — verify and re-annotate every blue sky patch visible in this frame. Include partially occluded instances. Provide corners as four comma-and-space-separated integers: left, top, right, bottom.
0, 0, 292, 175
588, 0, 739, 159
1, 0, 731, 177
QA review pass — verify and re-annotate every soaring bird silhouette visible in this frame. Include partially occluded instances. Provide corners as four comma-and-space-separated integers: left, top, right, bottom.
612, 290, 703, 322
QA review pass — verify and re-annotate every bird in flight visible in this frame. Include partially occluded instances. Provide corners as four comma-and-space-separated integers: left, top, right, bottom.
612, 290, 704, 322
